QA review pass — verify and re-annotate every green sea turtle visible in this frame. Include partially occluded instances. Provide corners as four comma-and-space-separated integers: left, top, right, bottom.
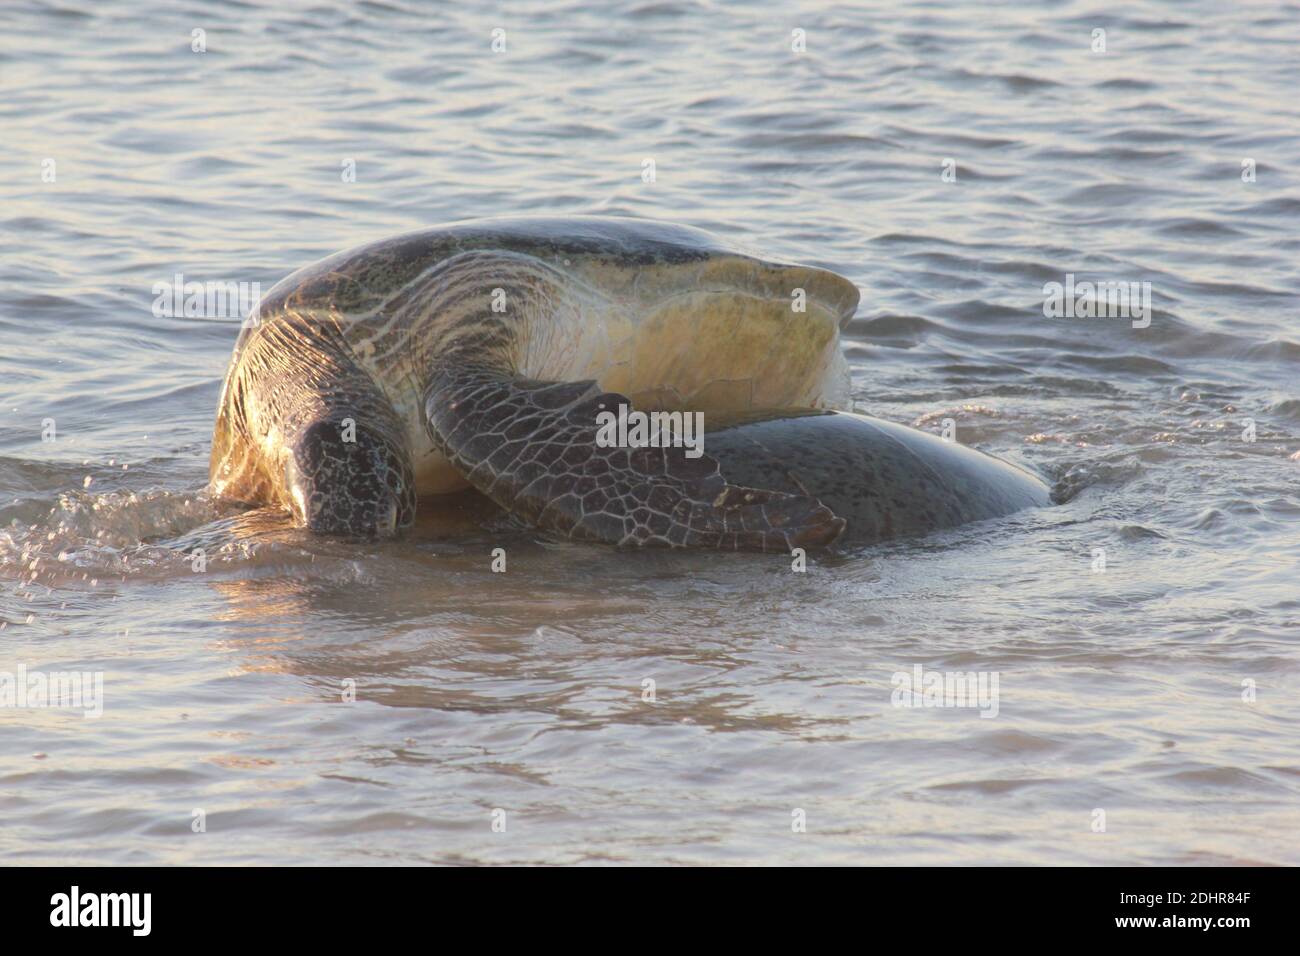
210, 216, 1049, 550
703, 410, 1050, 543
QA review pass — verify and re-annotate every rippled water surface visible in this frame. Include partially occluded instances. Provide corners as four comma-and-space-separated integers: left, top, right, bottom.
2, 0, 1298, 865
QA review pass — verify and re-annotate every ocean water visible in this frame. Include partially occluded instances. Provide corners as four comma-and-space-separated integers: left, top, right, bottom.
1, 0, 1297, 865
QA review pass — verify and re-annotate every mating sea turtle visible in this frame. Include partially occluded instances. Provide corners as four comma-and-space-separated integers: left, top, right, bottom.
210, 217, 1048, 550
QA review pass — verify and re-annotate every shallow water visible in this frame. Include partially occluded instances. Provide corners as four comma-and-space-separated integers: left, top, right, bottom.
2, 0, 1298, 865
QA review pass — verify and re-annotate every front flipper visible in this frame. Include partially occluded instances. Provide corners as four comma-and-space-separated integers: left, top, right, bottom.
424, 364, 845, 551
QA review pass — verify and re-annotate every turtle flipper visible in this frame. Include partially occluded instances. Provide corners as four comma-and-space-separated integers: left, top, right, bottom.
423, 364, 845, 551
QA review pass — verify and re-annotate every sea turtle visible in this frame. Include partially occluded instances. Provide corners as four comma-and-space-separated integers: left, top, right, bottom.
210, 216, 1048, 550
702, 409, 1051, 543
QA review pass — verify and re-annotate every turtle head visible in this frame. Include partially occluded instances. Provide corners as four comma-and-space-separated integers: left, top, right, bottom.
284, 418, 416, 538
